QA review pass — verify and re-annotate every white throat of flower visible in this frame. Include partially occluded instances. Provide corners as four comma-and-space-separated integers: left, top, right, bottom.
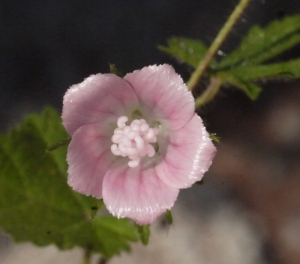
111, 116, 159, 167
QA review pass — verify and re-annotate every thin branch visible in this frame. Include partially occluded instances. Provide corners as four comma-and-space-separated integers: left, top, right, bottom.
98, 257, 108, 264
195, 77, 222, 108
187, 0, 251, 91
82, 248, 92, 264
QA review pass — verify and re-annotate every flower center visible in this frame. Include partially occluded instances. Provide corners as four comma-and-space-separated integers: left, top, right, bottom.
111, 116, 159, 167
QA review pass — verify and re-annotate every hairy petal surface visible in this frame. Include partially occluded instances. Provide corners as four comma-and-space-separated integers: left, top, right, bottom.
155, 114, 216, 189
124, 64, 195, 130
102, 160, 179, 225
62, 73, 139, 135
67, 123, 114, 199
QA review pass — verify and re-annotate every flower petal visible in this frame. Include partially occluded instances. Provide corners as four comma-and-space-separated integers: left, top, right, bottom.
155, 114, 216, 189
62, 73, 139, 135
124, 64, 195, 130
102, 160, 179, 225
67, 123, 115, 198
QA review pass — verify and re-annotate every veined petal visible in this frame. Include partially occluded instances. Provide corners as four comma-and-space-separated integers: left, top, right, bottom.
63, 65, 217, 225
102, 160, 179, 225
62, 73, 139, 136
67, 123, 115, 198
124, 64, 195, 130
155, 114, 216, 189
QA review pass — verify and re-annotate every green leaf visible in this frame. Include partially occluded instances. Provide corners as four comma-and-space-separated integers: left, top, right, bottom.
216, 57, 300, 100
136, 224, 150, 245
0, 107, 137, 258
46, 137, 71, 152
218, 15, 300, 69
225, 77, 262, 100
158, 37, 214, 68
65, 217, 138, 258
218, 58, 300, 81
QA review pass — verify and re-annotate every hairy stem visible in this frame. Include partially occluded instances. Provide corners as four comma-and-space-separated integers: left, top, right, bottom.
195, 77, 222, 108
187, 0, 251, 92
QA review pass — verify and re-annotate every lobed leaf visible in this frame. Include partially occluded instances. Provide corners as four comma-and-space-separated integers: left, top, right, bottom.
222, 76, 262, 100
65, 217, 138, 258
216, 58, 300, 100
158, 37, 214, 68
0, 107, 137, 258
218, 58, 300, 81
218, 15, 300, 69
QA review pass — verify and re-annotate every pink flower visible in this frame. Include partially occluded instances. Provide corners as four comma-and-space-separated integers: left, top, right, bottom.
62, 64, 216, 225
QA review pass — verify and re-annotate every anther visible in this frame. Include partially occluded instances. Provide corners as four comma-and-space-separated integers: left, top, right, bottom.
117, 116, 128, 128
111, 116, 159, 168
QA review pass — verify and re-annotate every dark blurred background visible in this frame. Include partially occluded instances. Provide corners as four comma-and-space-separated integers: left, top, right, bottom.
1, 0, 300, 264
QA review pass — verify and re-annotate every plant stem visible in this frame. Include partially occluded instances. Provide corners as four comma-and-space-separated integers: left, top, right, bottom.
195, 77, 222, 108
98, 257, 108, 264
82, 248, 91, 264
187, 0, 251, 91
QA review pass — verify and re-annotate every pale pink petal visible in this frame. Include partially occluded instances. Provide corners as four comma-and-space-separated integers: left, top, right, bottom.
63, 66, 217, 225
67, 123, 115, 198
155, 114, 216, 189
62, 73, 139, 135
102, 160, 179, 225
124, 64, 195, 130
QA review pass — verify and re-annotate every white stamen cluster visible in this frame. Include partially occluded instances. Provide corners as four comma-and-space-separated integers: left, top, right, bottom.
111, 116, 159, 167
